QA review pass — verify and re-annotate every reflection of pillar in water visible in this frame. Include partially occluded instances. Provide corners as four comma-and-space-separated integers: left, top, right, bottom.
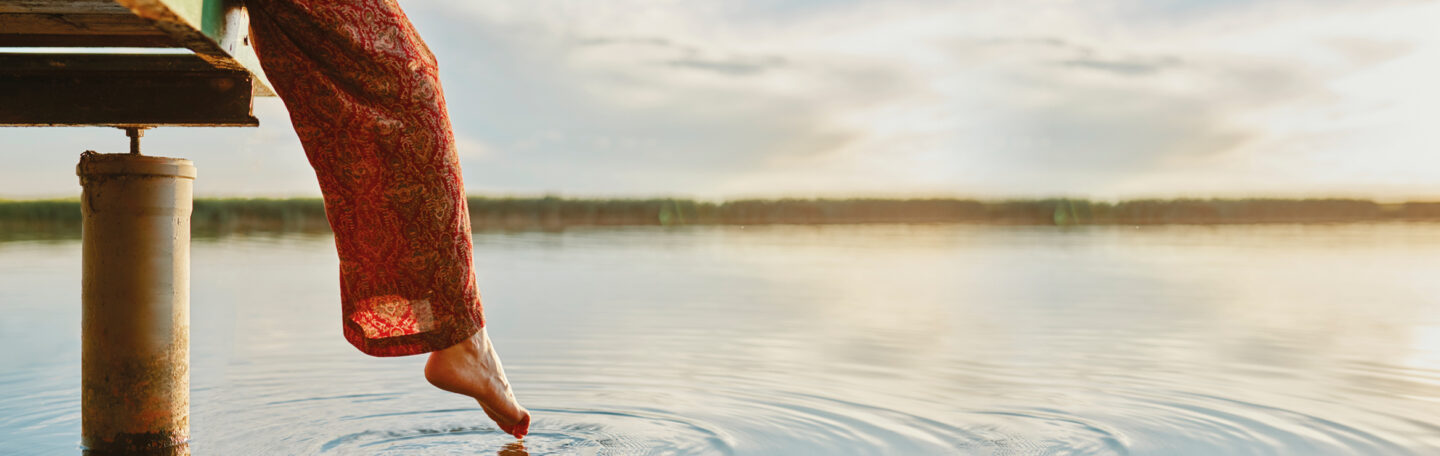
77, 151, 194, 454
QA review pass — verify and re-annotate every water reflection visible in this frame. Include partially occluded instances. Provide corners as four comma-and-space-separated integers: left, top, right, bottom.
1, 225, 1439, 454
82, 445, 189, 456
497, 441, 528, 456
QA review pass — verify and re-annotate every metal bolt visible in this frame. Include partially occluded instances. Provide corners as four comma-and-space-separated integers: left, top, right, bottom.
124, 127, 148, 155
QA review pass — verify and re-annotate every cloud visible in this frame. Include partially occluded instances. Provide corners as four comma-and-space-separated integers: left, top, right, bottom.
395, 0, 1440, 197
662, 55, 787, 76
1057, 56, 1183, 76
3, 0, 1438, 199
573, 33, 790, 76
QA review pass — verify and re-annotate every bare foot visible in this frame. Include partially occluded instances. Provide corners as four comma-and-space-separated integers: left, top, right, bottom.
424, 328, 531, 438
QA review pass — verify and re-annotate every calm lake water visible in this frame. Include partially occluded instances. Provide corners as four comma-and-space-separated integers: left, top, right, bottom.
2, 224, 1439, 455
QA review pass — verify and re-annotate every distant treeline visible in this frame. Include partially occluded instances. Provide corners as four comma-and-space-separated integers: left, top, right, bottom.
4, 197, 1440, 237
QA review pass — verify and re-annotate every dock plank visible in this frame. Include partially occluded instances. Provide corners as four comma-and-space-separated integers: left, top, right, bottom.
116, 0, 272, 95
0, 12, 162, 35
0, 33, 176, 47
0, 53, 258, 127
0, 0, 130, 14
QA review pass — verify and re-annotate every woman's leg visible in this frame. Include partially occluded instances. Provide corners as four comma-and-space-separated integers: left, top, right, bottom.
245, 0, 529, 437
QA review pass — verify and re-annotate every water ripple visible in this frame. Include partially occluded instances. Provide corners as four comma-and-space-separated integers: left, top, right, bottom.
5, 226, 1440, 454
318, 408, 734, 455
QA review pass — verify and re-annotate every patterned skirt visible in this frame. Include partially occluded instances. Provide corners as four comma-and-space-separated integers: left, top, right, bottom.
247, 0, 483, 356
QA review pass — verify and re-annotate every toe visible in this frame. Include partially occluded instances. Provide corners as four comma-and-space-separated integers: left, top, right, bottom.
511, 412, 531, 439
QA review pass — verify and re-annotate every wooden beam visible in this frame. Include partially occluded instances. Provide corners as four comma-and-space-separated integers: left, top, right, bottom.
0, 0, 131, 14
1, 52, 220, 72
0, 12, 163, 35
0, 3, 177, 47
0, 53, 258, 127
0, 0, 273, 96
115, 0, 273, 96
0, 33, 177, 47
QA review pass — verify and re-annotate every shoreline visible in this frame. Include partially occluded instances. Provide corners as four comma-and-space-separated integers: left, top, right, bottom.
5, 197, 1440, 236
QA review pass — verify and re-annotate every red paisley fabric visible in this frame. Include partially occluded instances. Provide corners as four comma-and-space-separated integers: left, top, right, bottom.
247, 0, 483, 356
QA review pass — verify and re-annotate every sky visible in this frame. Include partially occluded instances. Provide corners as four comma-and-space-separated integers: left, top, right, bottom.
3, 0, 1439, 200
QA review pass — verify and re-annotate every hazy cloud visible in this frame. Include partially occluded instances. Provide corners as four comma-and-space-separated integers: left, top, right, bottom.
1058, 56, 1183, 76
662, 56, 787, 76
3, 0, 1439, 198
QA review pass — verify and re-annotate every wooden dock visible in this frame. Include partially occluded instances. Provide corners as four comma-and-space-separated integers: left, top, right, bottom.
0, 0, 271, 127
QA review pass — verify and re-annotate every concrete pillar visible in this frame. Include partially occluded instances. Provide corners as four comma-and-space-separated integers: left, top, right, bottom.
77, 151, 194, 454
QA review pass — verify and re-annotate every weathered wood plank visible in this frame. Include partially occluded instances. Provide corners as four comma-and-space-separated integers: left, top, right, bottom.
0, 53, 258, 127
0, 33, 176, 47
0, 12, 163, 35
0, 0, 130, 14
0, 53, 219, 72
116, 0, 273, 96
0, 0, 272, 97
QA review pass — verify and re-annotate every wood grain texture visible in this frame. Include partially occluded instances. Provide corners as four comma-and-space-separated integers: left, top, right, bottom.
0, 0, 130, 14
0, 12, 163, 35
0, 0, 273, 96
0, 33, 176, 46
0, 53, 258, 127
115, 0, 273, 95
